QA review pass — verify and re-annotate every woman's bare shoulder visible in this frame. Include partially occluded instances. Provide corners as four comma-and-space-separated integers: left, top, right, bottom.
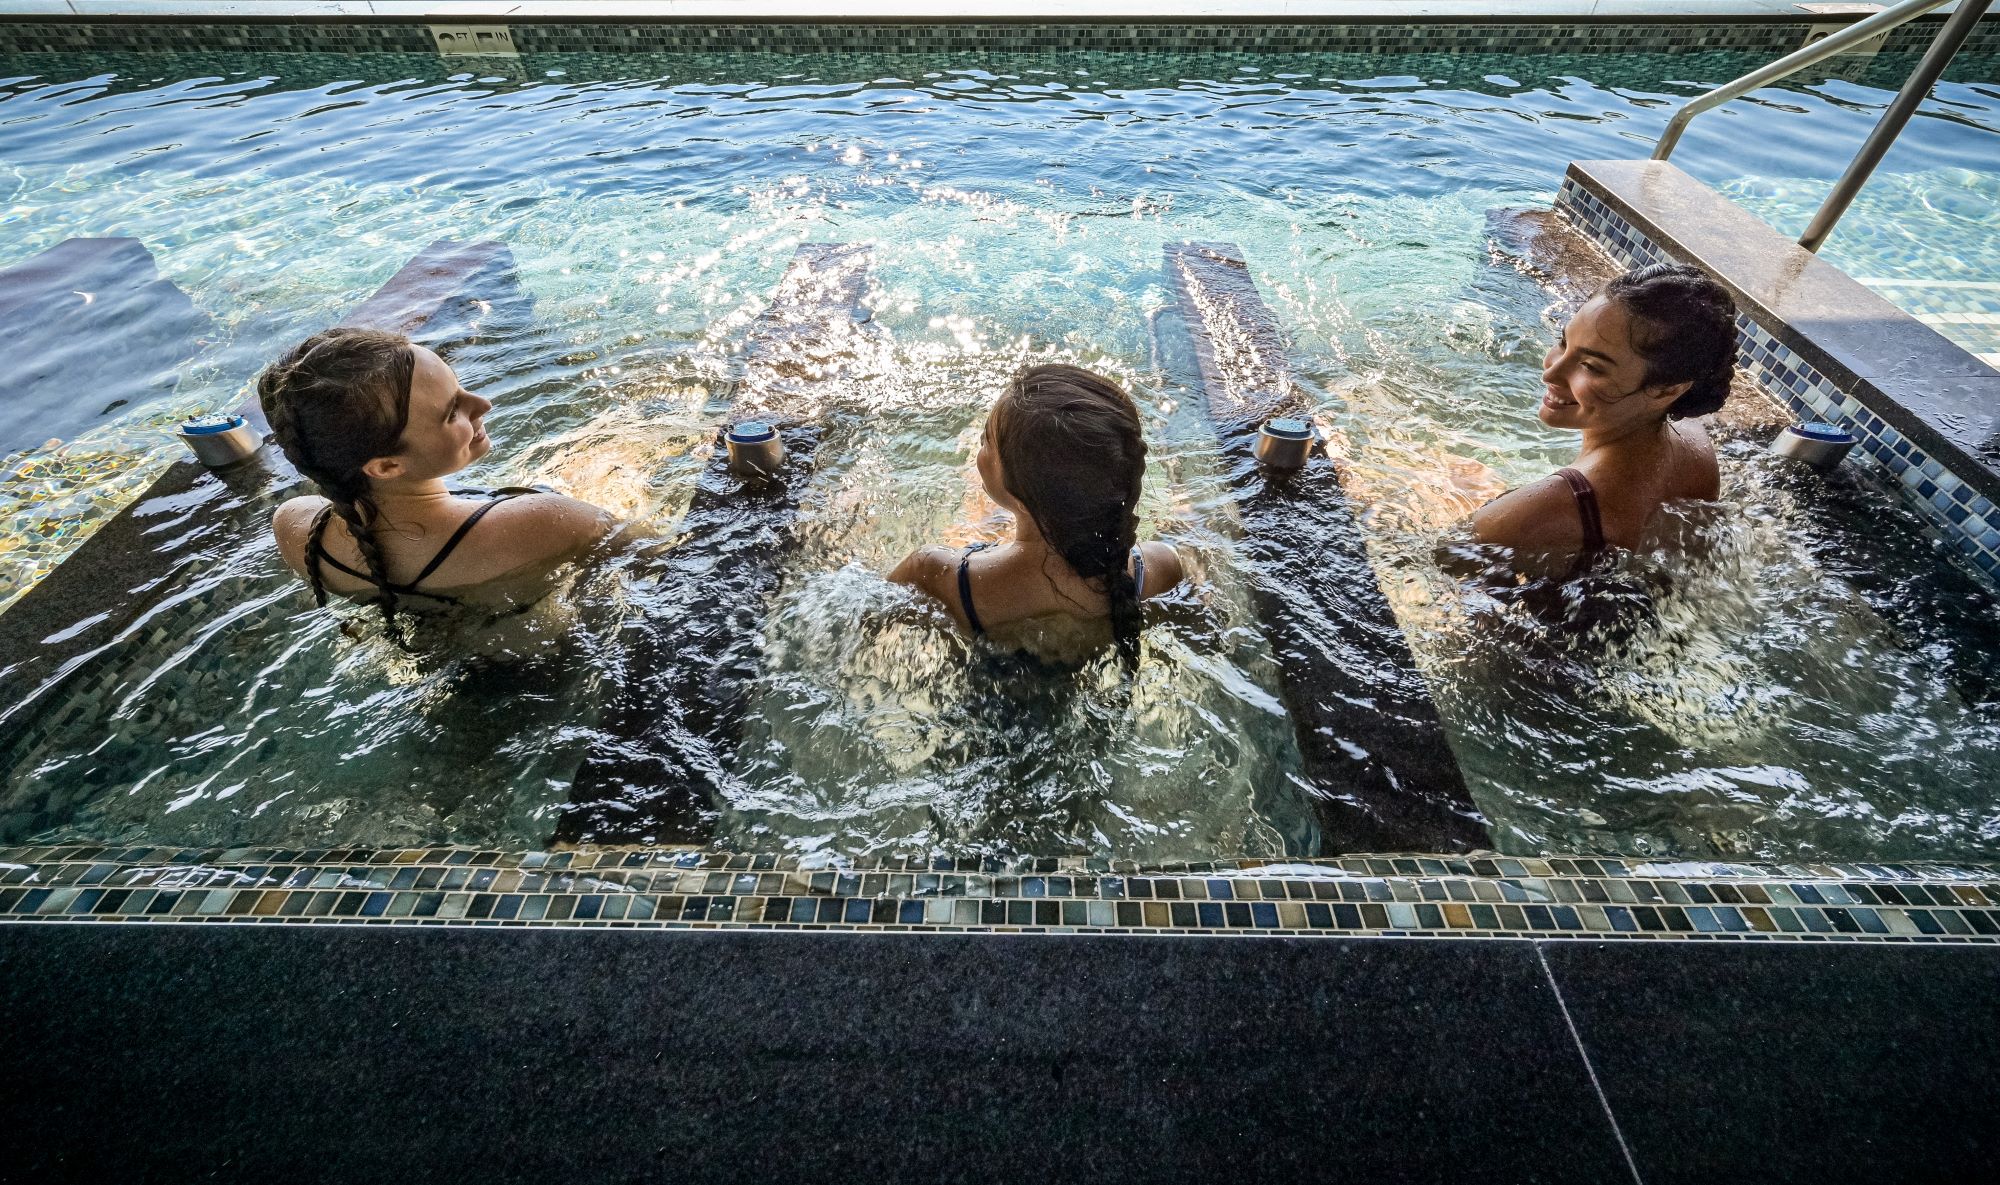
1673, 420, 1721, 500
270, 495, 330, 572
1138, 540, 1185, 597
889, 543, 959, 595
1470, 474, 1587, 553
478, 492, 620, 561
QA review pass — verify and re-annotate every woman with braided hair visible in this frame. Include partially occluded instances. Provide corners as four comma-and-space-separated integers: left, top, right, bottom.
1473, 262, 1738, 568
890, 363, 1183, 669
260, 327, 618, 646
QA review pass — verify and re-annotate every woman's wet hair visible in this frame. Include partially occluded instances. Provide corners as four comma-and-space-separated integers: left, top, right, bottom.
1600, 262, 1738, 420
990, 363, 1148, 670
256, 327, 417, 647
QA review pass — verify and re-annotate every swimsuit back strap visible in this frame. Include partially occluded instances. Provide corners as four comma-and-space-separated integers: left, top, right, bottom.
1129, 545, 1145, 598
1556, 467, 1606, 553
304, 505, 350, 599
956, 543, 988, 636
406, 493, 519, 589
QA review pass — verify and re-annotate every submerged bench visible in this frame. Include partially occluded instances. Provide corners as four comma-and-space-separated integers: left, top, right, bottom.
0, 241, 530, 809
553, 242, 874, 847
1163, 241, 1488, 855
0, 238, 212, 458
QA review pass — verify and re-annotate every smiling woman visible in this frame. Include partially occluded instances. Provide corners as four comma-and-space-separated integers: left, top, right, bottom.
1471, 262, 1738, 571
259, 328, 621, 646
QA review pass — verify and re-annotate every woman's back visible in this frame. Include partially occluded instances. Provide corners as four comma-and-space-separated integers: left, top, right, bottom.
901, 537, 1183, 638
272, 488, 613, 612
891, 363, 1185, 666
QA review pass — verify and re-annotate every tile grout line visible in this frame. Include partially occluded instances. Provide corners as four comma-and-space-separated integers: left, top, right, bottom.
1536, 942, 1646, 1185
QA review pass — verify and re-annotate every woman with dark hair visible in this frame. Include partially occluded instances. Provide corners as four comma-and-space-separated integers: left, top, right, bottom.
259, 327, 618, 647
1474, 262, 1737, 567
890, 363, 1183, 668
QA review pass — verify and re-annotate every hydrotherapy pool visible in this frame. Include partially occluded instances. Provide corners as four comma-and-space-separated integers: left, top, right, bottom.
2, 29, 1998, 864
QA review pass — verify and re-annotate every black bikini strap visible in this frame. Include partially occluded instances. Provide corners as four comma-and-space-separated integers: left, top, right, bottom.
305, 505, 341, 603
957, 543, 988, 636
406, 494, 518, 589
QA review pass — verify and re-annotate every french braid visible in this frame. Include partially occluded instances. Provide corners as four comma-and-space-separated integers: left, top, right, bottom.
256, 328, 417, 649
993, 364, 1151, 673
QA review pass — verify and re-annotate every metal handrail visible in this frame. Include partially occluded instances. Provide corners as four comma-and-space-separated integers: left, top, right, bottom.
1652, 0, 1954, 161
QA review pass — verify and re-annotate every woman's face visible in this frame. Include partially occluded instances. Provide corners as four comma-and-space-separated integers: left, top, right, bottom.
366, 345, 493, 483
1539, 296, 1684, 434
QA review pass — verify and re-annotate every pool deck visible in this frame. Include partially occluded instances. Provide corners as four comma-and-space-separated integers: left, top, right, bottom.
3, 921, 1995, 1183
0, 1, 1943, 24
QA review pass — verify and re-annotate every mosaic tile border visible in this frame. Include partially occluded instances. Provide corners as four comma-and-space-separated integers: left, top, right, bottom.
4, 844, 1998, 941
1555, 178, 2000, 588
5, 17, 1993, 58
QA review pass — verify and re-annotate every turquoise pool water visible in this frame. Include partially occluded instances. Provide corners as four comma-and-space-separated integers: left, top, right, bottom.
1, 38, 1997, 861
1723, 166, 2000, 364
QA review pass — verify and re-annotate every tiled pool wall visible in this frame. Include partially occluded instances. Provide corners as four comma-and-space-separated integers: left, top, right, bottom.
2, 16, 1999, 57
4, 844, 1998, 942
1556, 179, 2000, 588
6, 14, 2000, 941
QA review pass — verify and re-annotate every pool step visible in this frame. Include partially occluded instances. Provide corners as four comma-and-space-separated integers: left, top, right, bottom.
1163, 241, 1487, 855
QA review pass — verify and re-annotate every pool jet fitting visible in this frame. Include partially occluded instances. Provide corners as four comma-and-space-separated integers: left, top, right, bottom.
725, 420, 786, 479
1770, 422, 1857, 471
1254, 417, 1314, 471
174, 415, 262, 469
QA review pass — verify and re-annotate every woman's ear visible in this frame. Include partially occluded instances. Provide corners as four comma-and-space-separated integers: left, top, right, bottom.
360, 455, 404, 481
1651, 379, 1693, 408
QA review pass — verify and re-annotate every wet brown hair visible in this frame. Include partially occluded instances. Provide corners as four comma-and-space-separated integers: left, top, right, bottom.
1600, 262, 1738, 420
990, 363, 1148, 669
256, 327, 416, 647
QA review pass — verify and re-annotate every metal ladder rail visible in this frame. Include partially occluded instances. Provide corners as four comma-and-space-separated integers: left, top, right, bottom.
1652, 0, 1993, 252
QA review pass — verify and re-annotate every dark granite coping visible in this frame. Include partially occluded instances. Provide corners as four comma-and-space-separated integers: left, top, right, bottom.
5, 926, 1994, 1182
1566, 159, 2000, 504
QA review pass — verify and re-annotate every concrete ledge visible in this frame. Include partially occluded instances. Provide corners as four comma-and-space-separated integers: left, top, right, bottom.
0, 238, 210, 458
1558, 159, 2000, 584
557, 242, 874, 847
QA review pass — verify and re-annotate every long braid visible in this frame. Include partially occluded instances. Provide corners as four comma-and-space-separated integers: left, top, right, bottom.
329, 482, 410, 650
1100, 431, 1146, 672
994, 364, 1151, 674
256, 328, 417, 649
